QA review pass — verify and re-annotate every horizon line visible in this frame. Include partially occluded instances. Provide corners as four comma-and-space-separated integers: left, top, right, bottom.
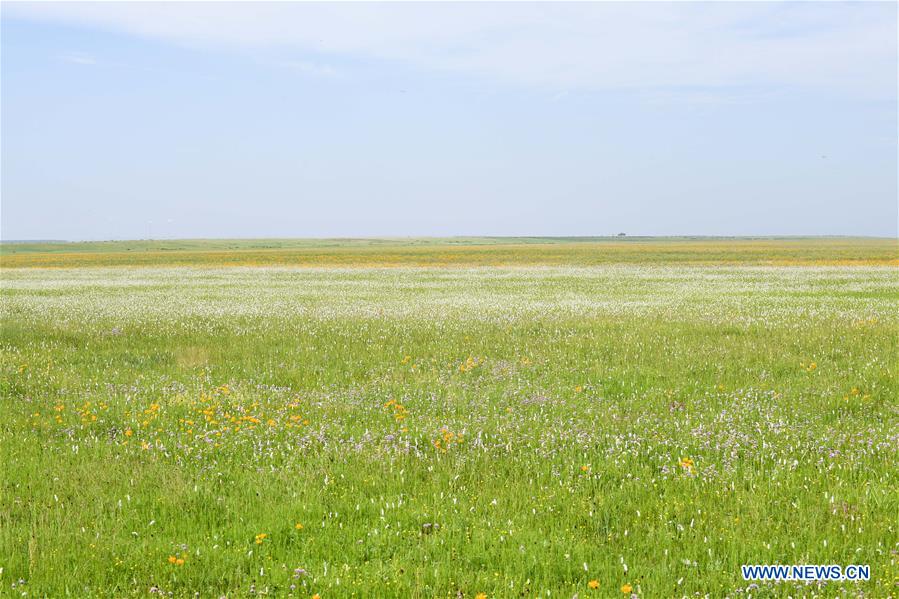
2, 234, 897, 245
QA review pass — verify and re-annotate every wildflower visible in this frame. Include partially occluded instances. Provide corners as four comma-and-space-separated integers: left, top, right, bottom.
575, 385, 583, 393
124, 429, 133, 437
255, 533, 268, 544
167, 555, 177, 564
581, 465, 590, 472
459, 356, 479, 372
621, 583, 633, 593
295, 523, 304, 530
475, 594, 487, 599
312, 594, 321, 599
588, 579, 600, 589
175, 558, 185, 566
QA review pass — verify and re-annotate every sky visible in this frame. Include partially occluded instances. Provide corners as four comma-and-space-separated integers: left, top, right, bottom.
1, 1, 896, 240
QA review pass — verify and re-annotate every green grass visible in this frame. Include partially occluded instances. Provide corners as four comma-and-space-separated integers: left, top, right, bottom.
1, 242, 897, 597
1, 236, 896, 267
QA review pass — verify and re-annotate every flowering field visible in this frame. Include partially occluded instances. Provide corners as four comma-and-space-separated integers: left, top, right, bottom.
2, 237, 896, 268
1, 250, 897, 597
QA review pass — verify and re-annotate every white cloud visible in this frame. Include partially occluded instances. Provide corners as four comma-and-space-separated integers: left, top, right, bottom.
57, 51, 96, 65
6, 2, 896, 97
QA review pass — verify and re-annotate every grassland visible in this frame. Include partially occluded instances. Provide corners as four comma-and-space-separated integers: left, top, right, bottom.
1, 239, 897, 598
1, 237, 896, 268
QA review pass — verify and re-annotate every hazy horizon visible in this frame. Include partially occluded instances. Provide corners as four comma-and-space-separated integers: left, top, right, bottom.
2, 234, 896, 246
2, 2, 897, 241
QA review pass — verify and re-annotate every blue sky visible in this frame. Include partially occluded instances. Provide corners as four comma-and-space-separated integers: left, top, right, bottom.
1, 2, 896, 240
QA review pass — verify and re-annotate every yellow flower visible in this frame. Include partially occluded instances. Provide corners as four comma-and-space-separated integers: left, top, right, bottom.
167, 555, 177, 564
621, 583, 633, 593
575, 385, 583, 393
124, 429, 133, 437
255, 533, 268, 544
475, 594, 487, 599
581, 465, 590, 472
312, 594, 321, 599
295, 523, 304, 530
588, 579, 600, 589
175, 558, 185, 566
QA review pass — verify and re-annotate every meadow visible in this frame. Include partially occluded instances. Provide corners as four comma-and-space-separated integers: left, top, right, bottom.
1, 239, 897, 598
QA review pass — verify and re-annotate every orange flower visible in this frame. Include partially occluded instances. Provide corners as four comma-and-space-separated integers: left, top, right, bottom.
621, 583, 633, 593
588, 579, 600, 589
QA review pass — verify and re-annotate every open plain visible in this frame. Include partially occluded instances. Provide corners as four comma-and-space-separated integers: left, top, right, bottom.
1, 238, 897, 597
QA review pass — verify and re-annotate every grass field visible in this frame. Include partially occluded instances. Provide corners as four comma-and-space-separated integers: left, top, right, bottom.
2, 237, 897, 268
1, 239, 897, 598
